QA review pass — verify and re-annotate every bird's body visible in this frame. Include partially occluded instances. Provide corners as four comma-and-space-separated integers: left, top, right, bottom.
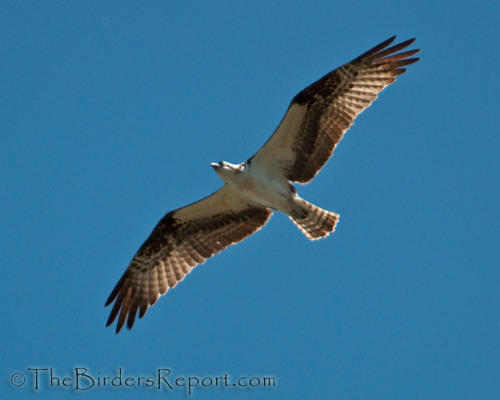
212, 160, 300, 217
105, 36, 420, 333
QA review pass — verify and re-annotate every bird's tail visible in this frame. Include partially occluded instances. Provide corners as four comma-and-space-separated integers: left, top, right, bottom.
290, 199, 339, 240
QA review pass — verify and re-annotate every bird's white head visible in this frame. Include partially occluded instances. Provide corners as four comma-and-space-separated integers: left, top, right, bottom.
210, 161, 244, 184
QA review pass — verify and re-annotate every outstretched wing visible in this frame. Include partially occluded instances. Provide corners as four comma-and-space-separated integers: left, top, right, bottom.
252, 36, 420, 183
105, 184, 272, 333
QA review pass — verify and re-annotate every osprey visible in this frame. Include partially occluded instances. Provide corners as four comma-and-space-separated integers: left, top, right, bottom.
106, 36, 420, 333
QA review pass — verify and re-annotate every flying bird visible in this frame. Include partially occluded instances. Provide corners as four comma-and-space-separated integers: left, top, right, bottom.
105, 36, 420, 333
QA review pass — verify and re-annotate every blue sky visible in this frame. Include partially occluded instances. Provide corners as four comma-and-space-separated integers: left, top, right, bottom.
2, 1, 499, 399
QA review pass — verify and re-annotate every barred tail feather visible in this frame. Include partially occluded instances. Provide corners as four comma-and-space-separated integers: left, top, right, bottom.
290, 200, 339, 240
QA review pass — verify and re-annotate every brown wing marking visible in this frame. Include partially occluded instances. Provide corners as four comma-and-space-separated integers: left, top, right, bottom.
252, 36, 420, 184
105, 186, 272, 333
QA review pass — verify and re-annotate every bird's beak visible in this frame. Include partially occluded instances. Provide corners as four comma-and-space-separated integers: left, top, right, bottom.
210, 163, 219, 169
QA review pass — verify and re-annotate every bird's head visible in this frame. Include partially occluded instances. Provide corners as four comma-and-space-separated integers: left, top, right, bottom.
211, 161, 243, 183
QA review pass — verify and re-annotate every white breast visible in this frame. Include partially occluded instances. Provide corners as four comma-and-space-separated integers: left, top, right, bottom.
234, 161, 293, 213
